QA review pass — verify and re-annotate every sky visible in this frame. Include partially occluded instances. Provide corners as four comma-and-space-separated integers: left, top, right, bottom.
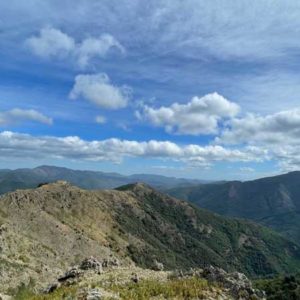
1, 0, 300, 180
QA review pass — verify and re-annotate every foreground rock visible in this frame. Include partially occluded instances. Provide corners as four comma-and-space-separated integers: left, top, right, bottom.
202, 266, 265, 299
44, 256, 120, 294
40, 259, 265, 300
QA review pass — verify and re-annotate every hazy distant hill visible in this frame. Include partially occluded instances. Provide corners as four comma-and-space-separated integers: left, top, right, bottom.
1, 181, 299, 293
167, 171, 300, 242
0, 165, 205, 195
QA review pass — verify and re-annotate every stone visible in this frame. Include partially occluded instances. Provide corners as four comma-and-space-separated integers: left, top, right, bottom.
102, 257, 120, 268
152, 259, 164, 271
80, 257, 103, 274
131, 273, 139, 283
202, 266, 264, 300
43, 282, 60, 293
58, 267, 82, 282
86, 288, 103, 300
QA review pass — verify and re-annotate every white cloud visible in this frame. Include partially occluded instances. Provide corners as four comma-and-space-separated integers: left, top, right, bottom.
95, 115, 106, 124
215, 107, 300, 172
25, 27, 75, 58
218, 108, 300, 145
0, 109, 52, 125
137, 93, 239, 135
25, 27, 124, 67
77, 34, 125, 68
0, 131, 266, 165
69, 73, 130, 109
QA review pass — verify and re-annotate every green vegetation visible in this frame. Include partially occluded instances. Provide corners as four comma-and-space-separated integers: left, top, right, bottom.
0, 165, 203, 194
167, 171, 300, 243
255, 274, 300, 300
116, 184, 300, 276
2, 181, 300, 294
12, 277, 215, 300
108, 277, 211, 300
13, 284, 77, 300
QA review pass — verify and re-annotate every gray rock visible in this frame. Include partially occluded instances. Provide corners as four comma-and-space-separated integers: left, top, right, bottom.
203, 266, 265, 300
102, 257, 120, 268
152, 259, 164, 271
43, 282, 60, 293
80, 257, 103, 274
131, 272, 139, 283
86, 288, 103, 300
58, 267, 82, 282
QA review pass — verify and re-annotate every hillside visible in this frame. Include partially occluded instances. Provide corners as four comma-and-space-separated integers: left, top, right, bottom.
0, 165, 204, 195
0, 182, 300, 295
167, 171, 300, 242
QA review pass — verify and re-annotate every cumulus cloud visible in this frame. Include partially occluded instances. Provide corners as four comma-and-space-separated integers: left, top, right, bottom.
0, 131, 266, 165
0, 109, 52, 126
26, 27, 124, 67
69, 73, 130, 109
76, 34, 125, 68
213, 107, 300, 172
137, 93, 239, 135
25, 27, 75, 58
218, 108, 300, 145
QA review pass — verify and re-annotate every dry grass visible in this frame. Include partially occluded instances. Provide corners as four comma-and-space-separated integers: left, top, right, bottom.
13, 276, 216, 300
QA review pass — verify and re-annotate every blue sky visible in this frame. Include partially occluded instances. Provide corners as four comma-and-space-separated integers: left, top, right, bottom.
1, 0, 300, 180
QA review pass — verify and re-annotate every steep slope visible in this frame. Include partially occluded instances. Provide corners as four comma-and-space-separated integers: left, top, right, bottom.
0, 182, 300, 294
167, 171, 300, 242
0, 165, 204, 195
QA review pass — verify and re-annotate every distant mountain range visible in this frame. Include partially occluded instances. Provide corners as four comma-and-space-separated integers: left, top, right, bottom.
1, 181, 299, 293
167, 171, 300, 243
0, 165, 208, 195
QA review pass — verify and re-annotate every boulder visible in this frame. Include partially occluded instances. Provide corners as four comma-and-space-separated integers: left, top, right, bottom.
43, 282, 60, 293
102, 257, 120, 268
203, 266, 265, 299
58, 267, 82, 282
80, 257, 103, 274
86, 288, 103, 300
152, 259, 164, 271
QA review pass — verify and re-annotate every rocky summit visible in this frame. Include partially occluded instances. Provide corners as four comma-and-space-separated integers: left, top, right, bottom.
0, 181, 299, 298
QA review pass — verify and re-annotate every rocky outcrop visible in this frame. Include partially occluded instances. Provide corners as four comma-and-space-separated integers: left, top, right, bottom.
152, 259, 164, 271
80, 257, 103, 274
58, 267, 83, 282
44, 256, 120, 294
202, 266, 265, 299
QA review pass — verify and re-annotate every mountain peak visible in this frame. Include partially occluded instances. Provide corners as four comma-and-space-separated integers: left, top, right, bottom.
115, 182, 153, 192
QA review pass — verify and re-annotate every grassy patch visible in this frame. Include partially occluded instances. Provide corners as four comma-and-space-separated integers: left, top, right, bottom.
14, 277, 213, 300
13, 285, 77, 300
108, 277, 210, 299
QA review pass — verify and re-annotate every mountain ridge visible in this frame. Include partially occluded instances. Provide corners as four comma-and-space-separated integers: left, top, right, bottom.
167, 171, 300, 243
0, 165, 208, 195
1, 181, 300, 294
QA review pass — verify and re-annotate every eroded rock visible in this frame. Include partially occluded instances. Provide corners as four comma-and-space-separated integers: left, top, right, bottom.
80, 257, 103, 274
58, 266, 82, 282
203, 266, 265, 299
